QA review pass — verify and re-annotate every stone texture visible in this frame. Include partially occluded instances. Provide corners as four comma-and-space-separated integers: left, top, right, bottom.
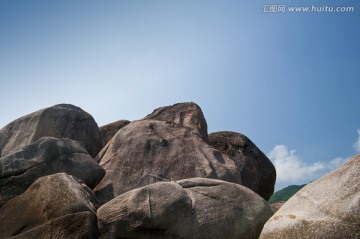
94, 119, 240, 204
8, 212, 98, 239
209, 131, 276, 200
0, 137, 105, 207
260, 154, 360, 239
98, 178, 274, 239
0, 104, 102, 158
94, 102, 275, 204
100, 119, 131, 146
143, 102, 208, 142
0, 173, 99, 238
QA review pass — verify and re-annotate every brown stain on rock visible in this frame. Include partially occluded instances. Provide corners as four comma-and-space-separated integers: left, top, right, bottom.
273, 214, 296, 221
287, 214, 296, 219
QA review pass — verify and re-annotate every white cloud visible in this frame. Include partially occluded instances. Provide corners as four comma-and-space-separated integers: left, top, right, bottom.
268, 145, 327, 184
269, 130, 360, 187
328, 157, 351, 169
268, 146, 352, 187
353, 129, 360, 153
268, 130, 360, 189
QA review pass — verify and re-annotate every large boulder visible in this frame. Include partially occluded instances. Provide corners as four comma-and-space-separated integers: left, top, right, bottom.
9, 212, 98, 239
95, 102, 275, 203
208, 131, 276, 200
0, 173, 99, 238
97, 178, 274, 239
94, 102, 275, 203
260, 154, 360, 239
100, 119, 131, 146
0, 137, 105, 207
0, 104, 102, 158
143, 102, 209, 141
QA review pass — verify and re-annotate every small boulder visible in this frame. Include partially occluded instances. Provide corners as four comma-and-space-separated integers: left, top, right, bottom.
270, 202, 285, 212
97, 178, 274, 239
260, 154, 360, 239
0, 173, 99, 238
0, 104, 102, 158
0, 137, 105, 207
208, 131, 276, 200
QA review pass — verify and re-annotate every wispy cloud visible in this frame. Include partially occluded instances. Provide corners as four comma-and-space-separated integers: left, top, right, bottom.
328, 156, 351, 169
268, 130, 359, 186
268, 145, 326, 184
353, 129, 360, 153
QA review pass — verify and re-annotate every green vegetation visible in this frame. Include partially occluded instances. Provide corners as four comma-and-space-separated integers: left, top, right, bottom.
268, 184, 307, 203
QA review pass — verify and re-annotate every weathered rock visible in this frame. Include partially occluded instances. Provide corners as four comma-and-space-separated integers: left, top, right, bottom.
9, 212, 98, 239
260, 154, 360, 239
208, 131, 276, 200
0, 173, 99, 238
143, 102, 208, 141
97, 178, 274, 239
0, 104, 102, 158
94, 119, 241, 204
0, 137, 105, 207
100, 119, 131, 146
95, 103, 275, 203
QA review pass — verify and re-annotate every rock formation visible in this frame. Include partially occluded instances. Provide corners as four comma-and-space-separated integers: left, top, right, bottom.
0, 104, 102, 158
209, 131, 276, 200
260, 154, 360, 239
99, 119, 130, 146
0, 137, 105, 207
98, 178, 274, 239
94, 102, 275, 204
0, 102, 281, 238
0, 173, 99, 238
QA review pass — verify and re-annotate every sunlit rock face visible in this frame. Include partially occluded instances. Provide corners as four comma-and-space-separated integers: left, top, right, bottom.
260, 154, 360, 239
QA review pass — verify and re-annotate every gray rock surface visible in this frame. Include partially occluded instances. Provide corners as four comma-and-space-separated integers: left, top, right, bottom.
208, 131, 276, 200
0, 173, 99, 238
0, 104, 102, 158
143, 102, 209, 142
100, 119, 131, 146
8, 212, 98, 239
97, 178, 274, 239
0, 137, 105, 207
94, 114, 239, 203
260, 154, 360, 239
94, 102, 275, 204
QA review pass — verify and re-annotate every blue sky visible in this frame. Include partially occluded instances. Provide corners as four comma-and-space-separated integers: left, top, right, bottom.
1, 0, 359, 190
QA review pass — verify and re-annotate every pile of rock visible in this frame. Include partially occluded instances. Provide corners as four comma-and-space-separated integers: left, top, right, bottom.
6, 102, 357, 238
0, 102, 276, 238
